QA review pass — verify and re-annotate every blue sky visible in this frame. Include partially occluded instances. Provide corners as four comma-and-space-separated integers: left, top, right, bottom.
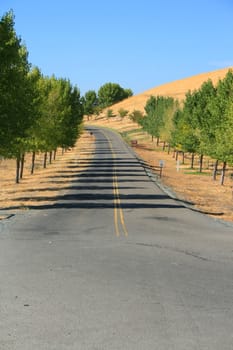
1, 0, 233, 96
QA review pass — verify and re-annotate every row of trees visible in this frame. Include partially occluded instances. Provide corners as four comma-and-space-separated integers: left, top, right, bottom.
0, 11, 83, 182
133, 70, 233, 185
82, 83, 133, 118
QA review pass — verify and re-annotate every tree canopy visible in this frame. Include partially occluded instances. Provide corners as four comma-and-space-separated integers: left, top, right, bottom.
97, 82, 133, 108
0, 10, 84, 182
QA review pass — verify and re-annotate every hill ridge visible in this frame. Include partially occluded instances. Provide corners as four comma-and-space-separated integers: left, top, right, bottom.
109, 66, 233, 114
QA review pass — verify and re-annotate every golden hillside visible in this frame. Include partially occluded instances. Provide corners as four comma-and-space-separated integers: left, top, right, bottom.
109, 66, 233, 115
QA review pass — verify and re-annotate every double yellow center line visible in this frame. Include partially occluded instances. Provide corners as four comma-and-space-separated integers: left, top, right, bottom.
112, 153, 128, 237
104, 132, 128, 237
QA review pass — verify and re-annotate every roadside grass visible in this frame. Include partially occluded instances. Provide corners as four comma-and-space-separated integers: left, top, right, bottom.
183, 170, 212, 176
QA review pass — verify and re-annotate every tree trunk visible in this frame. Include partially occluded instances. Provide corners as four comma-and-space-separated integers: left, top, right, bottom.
182, 152, 185, 164
163, 141, 166, 151
20, 153, 25, 179
31, 151, 36, 175
220, 161, 227, 185
16, 156, 20, 184
212, 160, 218, 180
156, 137, 159, 146
191, 153, 195, 169
43, 152, 47, 169
175, 151, 179, 161
167, 144, 171, 154
199, 154, 203, 173
49, 151, 52, 164
53, 149, 57, 161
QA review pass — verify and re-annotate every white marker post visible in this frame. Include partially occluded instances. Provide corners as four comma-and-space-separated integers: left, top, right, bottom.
159, 160, 165, 177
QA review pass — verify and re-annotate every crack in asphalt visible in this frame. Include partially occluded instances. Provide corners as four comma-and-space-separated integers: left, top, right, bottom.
135, 242, 211, 262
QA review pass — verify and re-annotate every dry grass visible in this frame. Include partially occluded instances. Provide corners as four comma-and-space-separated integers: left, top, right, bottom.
104, 66, 233, 115
0, 131, 95, 219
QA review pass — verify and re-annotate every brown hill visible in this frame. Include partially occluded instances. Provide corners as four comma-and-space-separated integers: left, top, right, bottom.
108, 66, 233, 115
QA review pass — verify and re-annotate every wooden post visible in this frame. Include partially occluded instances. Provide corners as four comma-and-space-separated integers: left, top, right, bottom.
159, 166, 163, 177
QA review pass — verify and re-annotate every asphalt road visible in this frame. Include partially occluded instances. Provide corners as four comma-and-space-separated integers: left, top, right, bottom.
0, 126, 233, 350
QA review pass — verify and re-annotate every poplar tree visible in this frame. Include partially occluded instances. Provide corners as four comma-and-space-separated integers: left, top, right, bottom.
82, 90, 98, 119
0, 10, 33, 182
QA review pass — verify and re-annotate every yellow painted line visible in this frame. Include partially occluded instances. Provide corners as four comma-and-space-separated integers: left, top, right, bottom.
113, 167, 128, 237
113, 181, 120, 237
103, 131, 128, 237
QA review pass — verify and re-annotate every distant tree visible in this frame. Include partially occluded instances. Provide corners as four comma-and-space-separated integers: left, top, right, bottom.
37, 76, 83, 167
98, 82, 132, 108
171, 107, 199, 168
159, 99, 179, 152
118, 108, 128, 120
129, 110, 144, 123
83, 90, 98, 119
123, 88, 133, 98
142, 96, 175, 143
142, 97, 157, 141
106, 109, 115, 120
170, 108, 183, 149
175, 91, 202, 167
93, 105, 103, 118
28, 73, 83, 172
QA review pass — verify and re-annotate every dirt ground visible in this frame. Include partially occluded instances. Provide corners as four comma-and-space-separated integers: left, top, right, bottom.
0, 131, 94, 220
87, 116, 233, 224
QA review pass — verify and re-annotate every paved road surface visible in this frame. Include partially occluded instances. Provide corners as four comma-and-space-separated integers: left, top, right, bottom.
0, 126, 233, 350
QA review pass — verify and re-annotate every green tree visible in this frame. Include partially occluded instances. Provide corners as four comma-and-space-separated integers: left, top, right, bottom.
98, 82, 132, 108
123, 88, 133, 98
159, 99, 179, 152
212, 71, 233, 184
194, 80, 217, 158
171, 107, 199, 167
118, 108, 128, 120
0, 10, 84, 183
37, 76, 83, 167
106, 109, 115, 120
83, 90, 98, 119
143, 96, 159, 141
0, 10, 34, 182
143, 96, 176, 143
188, 81, 217, 171
129, 110, 144, 124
